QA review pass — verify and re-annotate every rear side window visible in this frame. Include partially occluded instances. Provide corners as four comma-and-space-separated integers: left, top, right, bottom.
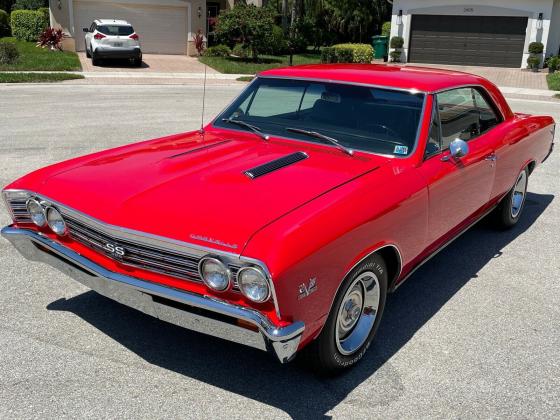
472, 89, 500, 133
97, 25, 134, 36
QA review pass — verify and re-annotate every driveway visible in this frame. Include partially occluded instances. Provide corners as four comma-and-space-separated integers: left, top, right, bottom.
78, 52, 218, 74
409, 63, 549, 90
0, 85, 559, 419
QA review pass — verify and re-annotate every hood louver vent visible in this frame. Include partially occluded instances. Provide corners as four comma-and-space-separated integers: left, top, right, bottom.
245, 152, 309, 179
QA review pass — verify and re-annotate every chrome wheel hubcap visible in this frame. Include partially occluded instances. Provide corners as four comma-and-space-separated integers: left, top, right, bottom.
511, 171, 527, 218
335, 271, 380, 356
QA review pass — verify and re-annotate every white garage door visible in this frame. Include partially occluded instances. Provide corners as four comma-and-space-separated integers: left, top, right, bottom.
74, 1, 189, 54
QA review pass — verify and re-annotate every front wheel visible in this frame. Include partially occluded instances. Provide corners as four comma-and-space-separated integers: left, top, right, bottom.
304, 255, 387, 374
492, 167, 529, 229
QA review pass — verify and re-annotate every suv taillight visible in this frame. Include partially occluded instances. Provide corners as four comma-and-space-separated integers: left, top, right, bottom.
129, 33, 139, 40
94, 33, 106, 40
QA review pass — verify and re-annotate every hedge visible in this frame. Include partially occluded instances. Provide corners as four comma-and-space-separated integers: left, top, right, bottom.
332, 43, 374, 63
0, 9, 10, 37
203, 44, 231, 57
0, 41, 18, 64
10, 9, 47, 41
321, 46, 353, 63
381, 21, 391, 36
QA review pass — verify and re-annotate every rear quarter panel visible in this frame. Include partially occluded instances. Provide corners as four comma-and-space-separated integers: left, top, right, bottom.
492, 114, 554, 200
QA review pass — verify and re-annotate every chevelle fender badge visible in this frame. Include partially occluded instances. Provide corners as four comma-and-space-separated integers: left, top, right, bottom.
189, 234, 239, 250
298, 277, 318, 300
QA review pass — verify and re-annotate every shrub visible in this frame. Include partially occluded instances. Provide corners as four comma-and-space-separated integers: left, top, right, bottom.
333, 43, 373, 63
232, 43, 253, 59
390, 50, 402, 62
269, 25, 289, 55
528, 42, 544, 54
390, 36, 404, 49
215, 4, 275, 59
548, 56, 559, 72
321, 46, 336, 63
0, 40, 18, 64
203, 44, 231, 57
527, 56, 540, 69
11, 0, 46, 10
192, 29, 205, 56
36, 26, 63, 50
381, 21, 391, 36
335, 47, 353, 63
11, 9, 48, 41
0, 9, 10, 37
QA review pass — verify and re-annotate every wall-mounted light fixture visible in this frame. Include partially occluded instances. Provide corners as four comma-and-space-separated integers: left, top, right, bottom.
537, 12, 543, 30
198, 6, 202, 18
396, 10, 403, 26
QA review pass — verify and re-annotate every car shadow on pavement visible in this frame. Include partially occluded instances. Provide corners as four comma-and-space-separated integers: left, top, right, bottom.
96, 59, 149, 69
47, 192, 553, 419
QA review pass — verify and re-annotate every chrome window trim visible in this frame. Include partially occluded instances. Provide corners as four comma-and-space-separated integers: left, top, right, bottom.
211, 76, 427, 160
430, 84, 506, 121
3, 189, 282, 318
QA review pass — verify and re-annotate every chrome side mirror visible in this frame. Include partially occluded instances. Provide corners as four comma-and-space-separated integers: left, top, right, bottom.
449, 138, 469, 159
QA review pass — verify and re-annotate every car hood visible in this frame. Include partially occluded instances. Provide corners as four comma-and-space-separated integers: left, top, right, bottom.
22, 130, 390, 252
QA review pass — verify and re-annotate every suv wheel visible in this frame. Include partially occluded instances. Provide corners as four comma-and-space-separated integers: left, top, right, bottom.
85, 41, 91, 58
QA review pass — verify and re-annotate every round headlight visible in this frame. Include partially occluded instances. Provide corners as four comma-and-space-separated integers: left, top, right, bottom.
199, 257, 231, 292
26, 198, 46, 227
238, 266, 270, 303
46, 207, 67, 236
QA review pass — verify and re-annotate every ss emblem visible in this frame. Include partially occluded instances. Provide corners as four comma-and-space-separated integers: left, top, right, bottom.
104, 243, 125, 257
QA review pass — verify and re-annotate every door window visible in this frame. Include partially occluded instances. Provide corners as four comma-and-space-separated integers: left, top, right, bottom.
472, 89, 500, 133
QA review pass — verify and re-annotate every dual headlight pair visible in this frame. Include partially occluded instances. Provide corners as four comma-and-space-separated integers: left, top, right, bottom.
26, 198, 67, 236
199, 257, 270, 303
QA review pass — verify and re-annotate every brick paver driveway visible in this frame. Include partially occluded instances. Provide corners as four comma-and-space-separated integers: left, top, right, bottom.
78, 52, 217, 74
408, 63, 548, 90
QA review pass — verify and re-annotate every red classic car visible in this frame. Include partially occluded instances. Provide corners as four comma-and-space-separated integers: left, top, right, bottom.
2, 64, 555, 373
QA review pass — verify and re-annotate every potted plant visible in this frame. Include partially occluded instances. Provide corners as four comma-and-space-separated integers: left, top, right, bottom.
527, 56, 541, 72
389, 36, 404, 63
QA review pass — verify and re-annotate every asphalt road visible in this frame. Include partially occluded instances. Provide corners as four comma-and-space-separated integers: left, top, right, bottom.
0, 84, 559, 419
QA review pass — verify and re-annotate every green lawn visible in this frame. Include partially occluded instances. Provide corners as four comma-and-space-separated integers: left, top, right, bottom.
0, 72, 84, 83
547, 72, 560, 91
199, 51, 321, 74
0, 37, 82, 71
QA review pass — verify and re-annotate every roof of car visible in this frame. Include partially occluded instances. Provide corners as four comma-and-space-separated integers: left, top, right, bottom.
258, 64, 493, 93
95, 19, 131, 26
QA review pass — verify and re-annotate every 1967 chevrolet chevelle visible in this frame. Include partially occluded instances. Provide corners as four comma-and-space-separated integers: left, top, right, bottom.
2, 65, 555, 372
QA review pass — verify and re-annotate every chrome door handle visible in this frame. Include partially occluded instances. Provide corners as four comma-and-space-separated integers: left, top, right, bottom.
485, 153, 497, 162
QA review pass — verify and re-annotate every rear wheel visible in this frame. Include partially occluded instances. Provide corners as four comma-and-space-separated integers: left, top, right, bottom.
304, 255, 387, 374
85, 41, 91, 58
91, 51, 100, 66
492, 167, 529, 228
133, 54, 142, 67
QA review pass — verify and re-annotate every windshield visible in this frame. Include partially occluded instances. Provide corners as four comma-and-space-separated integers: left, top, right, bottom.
97, 25, 134, 36
214, 78, 425, 156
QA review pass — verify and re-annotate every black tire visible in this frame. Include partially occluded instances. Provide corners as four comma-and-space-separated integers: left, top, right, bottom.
85, 41, 91, 58
133, 55, 142, 67
91, 52, 100, 66
492, 167, 529, 229
303, 254, 388, 374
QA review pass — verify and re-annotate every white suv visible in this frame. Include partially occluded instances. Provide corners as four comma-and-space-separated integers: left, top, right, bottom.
83, 19, 142, 67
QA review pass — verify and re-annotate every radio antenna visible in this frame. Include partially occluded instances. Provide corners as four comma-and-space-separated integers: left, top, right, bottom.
199, 63, 207, 134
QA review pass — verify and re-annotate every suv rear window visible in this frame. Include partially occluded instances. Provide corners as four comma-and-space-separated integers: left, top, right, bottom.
97, 25, 134, 36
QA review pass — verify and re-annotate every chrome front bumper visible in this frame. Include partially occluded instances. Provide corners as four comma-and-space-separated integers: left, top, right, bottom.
1, 226, 304, 363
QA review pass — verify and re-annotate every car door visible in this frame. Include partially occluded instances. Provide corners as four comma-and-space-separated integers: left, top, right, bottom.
420, 87, 498, 246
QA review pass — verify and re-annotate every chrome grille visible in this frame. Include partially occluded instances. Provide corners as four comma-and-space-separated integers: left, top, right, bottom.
64, 215, 241, 289
7, 198, 32, 223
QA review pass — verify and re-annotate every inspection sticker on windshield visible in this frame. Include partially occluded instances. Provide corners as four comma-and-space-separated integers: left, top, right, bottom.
394, 145, 408, 155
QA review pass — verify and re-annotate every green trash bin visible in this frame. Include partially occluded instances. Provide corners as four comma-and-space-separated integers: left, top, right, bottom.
372, 35, 389, 59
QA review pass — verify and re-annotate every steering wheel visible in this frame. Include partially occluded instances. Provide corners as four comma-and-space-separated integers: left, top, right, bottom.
367, 123, 402, 142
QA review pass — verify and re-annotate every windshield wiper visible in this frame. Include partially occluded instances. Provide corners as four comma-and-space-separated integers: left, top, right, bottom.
286, 127, 354, 156
222, 118, 269, 141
